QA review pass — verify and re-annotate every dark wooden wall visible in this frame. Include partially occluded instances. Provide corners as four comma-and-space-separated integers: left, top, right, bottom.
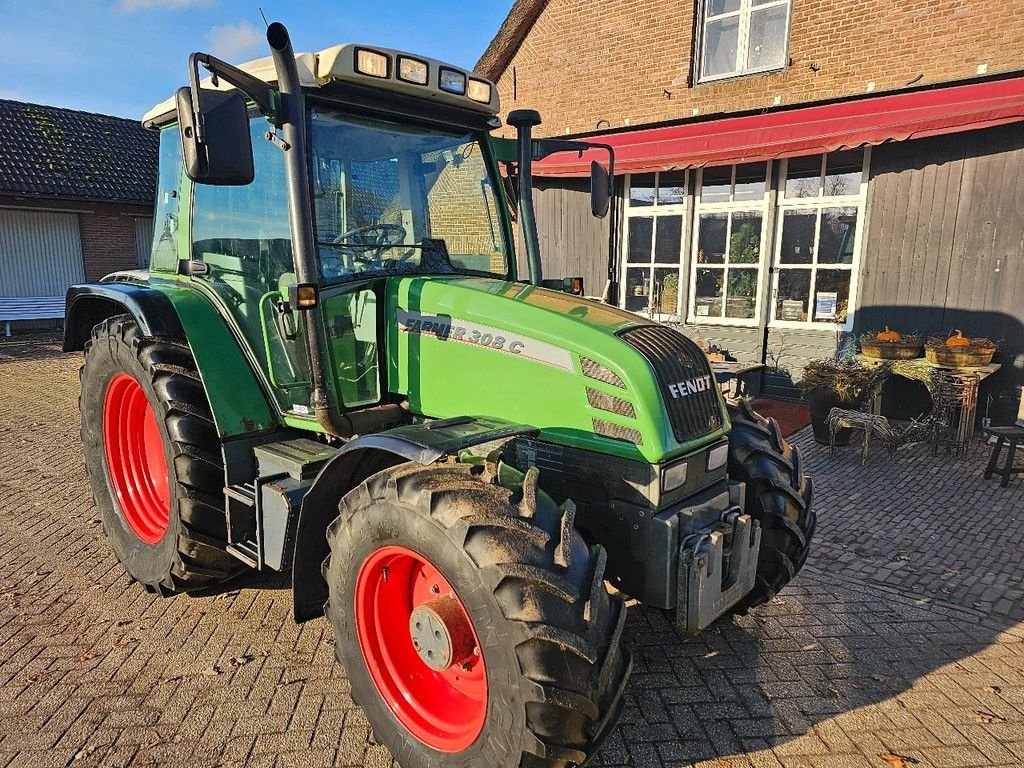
531, 178, 614, 298
859, 124, 1024, 412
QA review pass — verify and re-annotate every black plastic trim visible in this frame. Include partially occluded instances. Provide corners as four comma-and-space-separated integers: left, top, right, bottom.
63, 281, 185, 352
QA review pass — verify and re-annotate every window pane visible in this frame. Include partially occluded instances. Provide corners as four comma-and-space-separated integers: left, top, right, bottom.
726, 268, 758, 319
747, 5, 789, 71
657, 170, 687, 205
150, 129, 181, 273
655, 216, 683, 263
819, 207, 858, 264
785, 155, 821, 198
627, 217, 653, 263
703, 16, 739, 78
734, 162, 767, 201
700, 166, 731, 202
775, 269, 811, 321
625, 267, 651, 312
654, 268, 681, 315
707, 0, 740, 15
729, 211, 762, 263
694, 268, 725, 317
697, 213, 728, 264
824, 150, 863, 197
779, 209, 816, 264
629, 174, 656, 206
813, 269, 852, 323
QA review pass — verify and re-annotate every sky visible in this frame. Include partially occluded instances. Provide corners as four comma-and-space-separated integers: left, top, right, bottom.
0, 0, 515, 119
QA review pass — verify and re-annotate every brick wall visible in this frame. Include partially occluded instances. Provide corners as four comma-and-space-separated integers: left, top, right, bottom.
492, 0, 1024, 137
426, 152, 508, 273
79, 209, 142, 281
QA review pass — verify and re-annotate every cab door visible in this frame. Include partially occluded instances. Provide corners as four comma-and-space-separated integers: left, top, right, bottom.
189, 113, 312, 415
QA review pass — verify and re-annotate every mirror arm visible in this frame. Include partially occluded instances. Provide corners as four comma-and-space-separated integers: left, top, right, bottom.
188, 52, 280, 128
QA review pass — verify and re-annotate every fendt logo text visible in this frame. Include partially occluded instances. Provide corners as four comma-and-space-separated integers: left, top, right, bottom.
667, 375, 713, 400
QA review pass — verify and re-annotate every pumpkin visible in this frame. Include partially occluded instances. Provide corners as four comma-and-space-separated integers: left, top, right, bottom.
945, 330, 971, 348
877, 327, 902, 342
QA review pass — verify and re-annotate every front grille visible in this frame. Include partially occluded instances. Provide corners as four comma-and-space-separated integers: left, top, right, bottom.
619, 325, 722, 443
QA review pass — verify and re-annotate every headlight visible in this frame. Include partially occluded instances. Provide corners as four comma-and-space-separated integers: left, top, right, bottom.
467, 78, 492, 103
662, 460, 688, 492
397, 56, 428, 85
707, 443, 728, 472
439, 67, 467, 95
355, 49, 389, 78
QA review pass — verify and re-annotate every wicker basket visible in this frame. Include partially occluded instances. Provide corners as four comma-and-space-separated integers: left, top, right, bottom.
859, 334, 924, 360
924, 345, 996, 367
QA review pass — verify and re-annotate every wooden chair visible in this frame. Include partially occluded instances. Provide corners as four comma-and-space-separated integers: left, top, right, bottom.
983, 391, 1024, 487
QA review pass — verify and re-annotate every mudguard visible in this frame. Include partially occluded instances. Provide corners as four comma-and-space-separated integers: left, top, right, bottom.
64, 280, 186, 351
65, 277, 279, 439
292, 416, 539, 622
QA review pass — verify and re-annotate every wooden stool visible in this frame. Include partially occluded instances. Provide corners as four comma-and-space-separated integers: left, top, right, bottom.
984, 426, 1024, 487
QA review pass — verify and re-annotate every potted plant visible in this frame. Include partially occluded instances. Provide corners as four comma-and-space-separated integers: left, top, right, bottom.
802, 358, 886, 445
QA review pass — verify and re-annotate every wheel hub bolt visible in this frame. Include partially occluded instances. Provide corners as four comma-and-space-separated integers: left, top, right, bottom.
409, 596, 475, 672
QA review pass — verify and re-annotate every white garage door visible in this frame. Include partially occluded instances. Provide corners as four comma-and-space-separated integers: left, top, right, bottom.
134, 216, 154, 268
0, 209, 84, 297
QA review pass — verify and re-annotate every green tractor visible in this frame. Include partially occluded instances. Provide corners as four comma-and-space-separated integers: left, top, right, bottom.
66, 22, 813, 767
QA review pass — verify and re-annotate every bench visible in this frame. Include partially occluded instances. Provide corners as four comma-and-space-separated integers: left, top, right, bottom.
0, 296, 65, 336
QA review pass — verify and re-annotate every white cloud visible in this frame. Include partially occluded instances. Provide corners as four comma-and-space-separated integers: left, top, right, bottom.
206, 20, 264, 61
117, 0, 210, 11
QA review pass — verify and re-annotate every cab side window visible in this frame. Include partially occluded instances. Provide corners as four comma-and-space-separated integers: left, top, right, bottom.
191, 116, 309, 411
149, 128, 182, 273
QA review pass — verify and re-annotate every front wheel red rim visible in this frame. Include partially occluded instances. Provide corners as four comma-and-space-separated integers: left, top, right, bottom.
102, 373, 170, 545
354, 545, 487, 752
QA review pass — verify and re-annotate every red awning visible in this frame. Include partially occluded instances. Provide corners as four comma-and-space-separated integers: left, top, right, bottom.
534, 76, 1024, 176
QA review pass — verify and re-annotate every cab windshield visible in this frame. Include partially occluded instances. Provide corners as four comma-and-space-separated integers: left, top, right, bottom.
309, 104, 509, 282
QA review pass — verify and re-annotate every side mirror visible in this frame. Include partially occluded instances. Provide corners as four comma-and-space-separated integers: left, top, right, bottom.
175, 86, 254, 185
591, 160, 610, 218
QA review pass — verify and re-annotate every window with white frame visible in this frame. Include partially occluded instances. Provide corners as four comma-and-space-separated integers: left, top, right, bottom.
622, 171, 688, 319
699, 0, 792, 82
689, 162, 771, 324
771, 150, 868, 326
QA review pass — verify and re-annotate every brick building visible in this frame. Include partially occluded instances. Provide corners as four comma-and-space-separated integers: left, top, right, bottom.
0, 99, 157, 330
477, 0, 1024, 410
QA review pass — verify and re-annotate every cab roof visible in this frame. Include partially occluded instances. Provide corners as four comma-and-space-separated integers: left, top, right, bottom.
143, 43, 500, 126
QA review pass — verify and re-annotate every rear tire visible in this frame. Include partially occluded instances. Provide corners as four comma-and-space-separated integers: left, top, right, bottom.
80, 315, 242, 594
324, 459, 631, 768
727, 399, 815, 614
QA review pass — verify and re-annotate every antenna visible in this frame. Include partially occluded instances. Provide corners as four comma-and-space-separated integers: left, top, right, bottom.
258, 7, 270, 28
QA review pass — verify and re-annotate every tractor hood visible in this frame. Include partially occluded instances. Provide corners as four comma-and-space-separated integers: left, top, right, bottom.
385, 276, 728, 463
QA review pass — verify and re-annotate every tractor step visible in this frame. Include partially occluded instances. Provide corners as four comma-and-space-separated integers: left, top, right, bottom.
223, 438, 338, 572
226, 540, 260, 568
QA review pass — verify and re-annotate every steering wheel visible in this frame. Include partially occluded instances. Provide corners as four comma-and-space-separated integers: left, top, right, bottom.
332, 223, 408, 262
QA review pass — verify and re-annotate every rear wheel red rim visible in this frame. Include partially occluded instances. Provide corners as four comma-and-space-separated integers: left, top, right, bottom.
102, 373, 170, 545
354, 545, 487, 752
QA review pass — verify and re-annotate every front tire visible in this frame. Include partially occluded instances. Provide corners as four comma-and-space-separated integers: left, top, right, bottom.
80, 315, 242, 594
727, 399, 815, 614
324, 459, 630, 768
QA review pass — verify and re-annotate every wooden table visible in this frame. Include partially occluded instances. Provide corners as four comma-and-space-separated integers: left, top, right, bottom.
854, 355, 1001, 454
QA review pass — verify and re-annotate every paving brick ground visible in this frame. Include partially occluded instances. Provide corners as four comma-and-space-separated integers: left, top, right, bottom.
1, 333, 1022, 768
